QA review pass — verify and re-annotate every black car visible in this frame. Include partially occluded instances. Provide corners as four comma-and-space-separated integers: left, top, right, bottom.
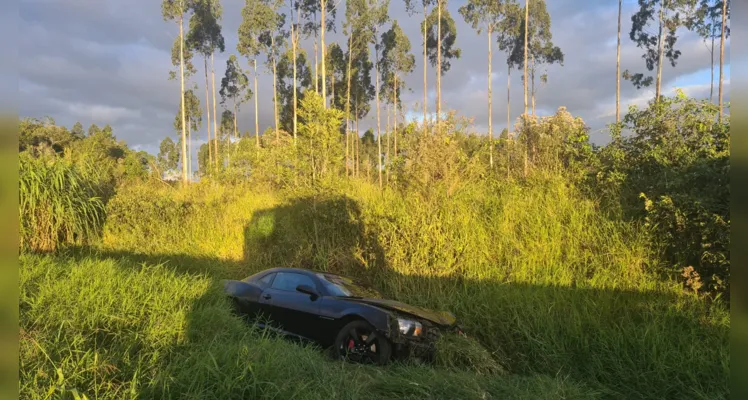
222, 267, 463, 364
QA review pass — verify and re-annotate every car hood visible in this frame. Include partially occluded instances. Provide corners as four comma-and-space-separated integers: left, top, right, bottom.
337, 297, 456, 326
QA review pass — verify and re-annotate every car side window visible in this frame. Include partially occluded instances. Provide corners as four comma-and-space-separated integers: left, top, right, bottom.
271, 272, 315, 292
257, 273, 275, 288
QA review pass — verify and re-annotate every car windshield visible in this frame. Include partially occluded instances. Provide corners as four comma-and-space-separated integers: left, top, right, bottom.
317, 273, 383, 298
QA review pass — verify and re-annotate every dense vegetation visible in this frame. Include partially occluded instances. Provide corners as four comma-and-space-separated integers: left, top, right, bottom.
19, 91, 729, 399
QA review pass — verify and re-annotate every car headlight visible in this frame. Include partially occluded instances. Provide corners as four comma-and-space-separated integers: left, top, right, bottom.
397, 318, 423, 337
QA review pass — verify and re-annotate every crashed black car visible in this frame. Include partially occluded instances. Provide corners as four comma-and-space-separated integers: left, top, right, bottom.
222, 267, 463, 364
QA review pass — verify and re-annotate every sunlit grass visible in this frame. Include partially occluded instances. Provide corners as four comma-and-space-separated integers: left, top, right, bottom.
19, 153, 105, 252
20, 254, 595, 399
19, 174, 729, 399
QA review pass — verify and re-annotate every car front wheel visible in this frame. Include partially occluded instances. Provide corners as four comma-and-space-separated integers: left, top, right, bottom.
333, 320, 391, 365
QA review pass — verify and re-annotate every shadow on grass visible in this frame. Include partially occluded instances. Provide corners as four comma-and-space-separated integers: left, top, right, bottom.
58, 194, 728, 399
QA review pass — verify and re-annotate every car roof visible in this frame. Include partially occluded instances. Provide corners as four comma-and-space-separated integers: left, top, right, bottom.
253, 267, 341, 277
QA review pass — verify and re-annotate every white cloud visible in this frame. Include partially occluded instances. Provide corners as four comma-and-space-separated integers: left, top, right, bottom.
18, 0, 732, 152
67, 103, 141, 124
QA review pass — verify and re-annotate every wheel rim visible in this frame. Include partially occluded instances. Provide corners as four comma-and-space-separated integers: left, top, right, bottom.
338, 327, 380, 364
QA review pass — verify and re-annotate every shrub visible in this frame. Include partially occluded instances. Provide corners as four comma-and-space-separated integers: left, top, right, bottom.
594, 91, 730, 297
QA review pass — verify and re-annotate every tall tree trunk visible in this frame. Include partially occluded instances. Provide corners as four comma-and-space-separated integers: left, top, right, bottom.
233, 102, 238, 140
507, 64, 511, 177
211, 52, 219, 169
187, 118, 192, 181
254, 59, 260, 147
523, 0, 529, 178
488, 28, 493, 169
233, 101, 238, 166
531, 55, 536, 116
655, 2, 664, 102
616, 0, 622, 123
523, 0, 529, 117
507, 65, 511, 138
393, 74, 398, 158
314, 16, 319, 94
293, 25, 298, 142
436, 0, 442, 134
204, 56, 213, 168
272, 37, 279, 140
321, 1, 327, 108
710, 34, 715, 103
718, 0, 726, 122
179, 16, 188, 184
376, 38, 382, 189
355, 106, 360, 177
345, 34, 353, 177
386, 102, 390, 184
423, 5, 428, 136
345, 119, 350, 176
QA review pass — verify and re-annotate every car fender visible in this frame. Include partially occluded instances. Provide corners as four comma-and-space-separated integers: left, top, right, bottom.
337, 304, 396, 337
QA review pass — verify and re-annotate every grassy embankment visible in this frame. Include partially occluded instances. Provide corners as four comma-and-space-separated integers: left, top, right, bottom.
20, 175, 729, 399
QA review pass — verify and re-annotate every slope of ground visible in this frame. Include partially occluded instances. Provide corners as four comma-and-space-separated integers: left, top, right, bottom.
19, 176, 730, 399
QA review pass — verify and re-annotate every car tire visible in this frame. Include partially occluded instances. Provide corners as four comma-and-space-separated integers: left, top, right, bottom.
333, 320, 391, 365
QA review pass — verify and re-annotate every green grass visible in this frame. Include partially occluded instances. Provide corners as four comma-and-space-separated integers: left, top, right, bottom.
19, 175, 730, 399
20, 254, 595, 399
19, 153, 105, 252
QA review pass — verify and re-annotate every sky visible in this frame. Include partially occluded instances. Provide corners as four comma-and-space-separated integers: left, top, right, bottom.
19, 0, 733, 160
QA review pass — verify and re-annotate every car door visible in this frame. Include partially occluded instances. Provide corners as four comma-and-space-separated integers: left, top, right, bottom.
262, 272, 321, 337
252, 272, 277, 323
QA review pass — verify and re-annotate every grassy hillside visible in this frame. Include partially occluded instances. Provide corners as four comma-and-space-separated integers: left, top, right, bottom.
19, 175, 729, 399
20, 255, 595, 399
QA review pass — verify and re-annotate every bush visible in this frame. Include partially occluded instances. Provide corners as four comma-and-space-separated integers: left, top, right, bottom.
594, 91, 730, 297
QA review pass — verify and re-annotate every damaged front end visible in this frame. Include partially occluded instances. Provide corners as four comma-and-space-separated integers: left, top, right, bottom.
385, 314, 463, 361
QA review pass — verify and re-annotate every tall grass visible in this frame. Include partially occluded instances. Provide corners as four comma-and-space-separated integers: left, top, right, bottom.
19, 254, 595, 399
19, 153, 105, 252
22, 174, 730, 398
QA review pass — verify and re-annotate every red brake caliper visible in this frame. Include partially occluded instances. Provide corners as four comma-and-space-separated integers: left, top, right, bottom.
348, 339, 354, 350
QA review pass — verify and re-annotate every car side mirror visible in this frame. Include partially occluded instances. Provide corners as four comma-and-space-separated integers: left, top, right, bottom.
296, 284, 319, 300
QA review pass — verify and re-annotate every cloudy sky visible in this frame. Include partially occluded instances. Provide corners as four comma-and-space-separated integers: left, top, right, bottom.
19, 0, 733, 158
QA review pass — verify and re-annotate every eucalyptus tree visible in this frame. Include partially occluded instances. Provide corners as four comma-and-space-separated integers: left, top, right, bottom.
379, 20, 415, 158
342, 0, 377, 175
300, 0, 337, 102
370, 0, 390, 189
617, 0, 622, 123
162, 0, 193, 183
497, 0, 522, 137
523, 0, 528, 117
277, 47, 313, 133
459, 0, 505, 168
350, 51, 375, 177
218, 109, 234, 166
499, 0, 563, 176
238, 0, 277, 146
187, 0, 224, 169
687, 0, 729, 104
325, 42, 346, 109
158, 136, 179, 176
718, 0, 728, 121
173, 89, 203, 175
285, 0, 303, 140
258, 0, 287, 140
404, 0, 437, 136
219, 55, 252, 152
502, 0, 562, 117
624, 0, 699, 102
423, 3, 461, 133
